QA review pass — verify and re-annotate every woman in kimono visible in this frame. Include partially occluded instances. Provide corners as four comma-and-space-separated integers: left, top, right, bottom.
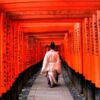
41, 42, 61, 88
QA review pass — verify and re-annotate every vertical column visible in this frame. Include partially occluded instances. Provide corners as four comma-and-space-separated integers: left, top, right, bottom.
73, 25, 78, 72
96, 11, 100, 88
35, 40, 41, 63
68, 32, 72, 68
0, 12, 10, 95
74, 23, 82, 74
95, 10, 100, 100
7, 19, 13, 90
28, 36, 35, 66
0, 12, 2, 97
89, 17, 95, 84
71, 31, 74, 70
82, 18, 86, 79
33, 38, 36, 64
25, 35, 29, 69
23, 34, 27, 70
60, 43, 64, 59
64, 34, 67, 63
83, 18, 91, 80
13, 22, 20, 78
18, 31, 23, 73
9, 20, 14, 88
21, 32, 25, 72
73, 27, 76, 71
92, 14, 99, 85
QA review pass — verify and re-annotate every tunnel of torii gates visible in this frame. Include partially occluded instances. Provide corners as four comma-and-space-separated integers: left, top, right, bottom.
0, 0, 100, 99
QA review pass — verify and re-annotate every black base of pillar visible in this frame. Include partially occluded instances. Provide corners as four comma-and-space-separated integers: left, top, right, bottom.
2, 91, 11, 100
95, 88, 100, 100
86, 81, 95, 100
62, 59, 100, 100
0, 61, 42, 100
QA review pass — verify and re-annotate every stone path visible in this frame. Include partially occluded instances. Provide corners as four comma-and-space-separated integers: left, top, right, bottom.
27, 75, 74, 100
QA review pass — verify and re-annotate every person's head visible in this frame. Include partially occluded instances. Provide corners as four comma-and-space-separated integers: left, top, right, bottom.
50, 42, 55, 49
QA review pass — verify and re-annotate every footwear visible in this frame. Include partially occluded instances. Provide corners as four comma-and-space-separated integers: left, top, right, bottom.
56, 74, 59, 82
50, 85, 53, 88
53, 83, 58, 87
47, 76, 53, 88
47, 77, 50, 85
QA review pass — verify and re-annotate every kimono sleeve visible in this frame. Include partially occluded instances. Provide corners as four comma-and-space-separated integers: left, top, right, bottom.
56, 52, 62, 74
41, 52, 48, 76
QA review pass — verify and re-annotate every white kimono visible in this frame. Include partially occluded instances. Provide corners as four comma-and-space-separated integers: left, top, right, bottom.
41, 49, 61, 85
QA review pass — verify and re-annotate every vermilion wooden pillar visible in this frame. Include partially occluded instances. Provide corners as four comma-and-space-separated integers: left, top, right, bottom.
36, 41, 41, 63
35, 40, 38, 63
71, 31, 75, 70
32, 39, 36, 64
24, 34, 28, 69
60, 44, 64, 59
95, 10, 100, 100
39, 43, 43, 60
0, 12, 8, 95
19, 31, 23, 73
64, 34, 67, 63
73, 23, 82, 74
21, 32, 26, 72
73, 26, 77, 72
82, 19, 86, 79
89, 17, 95, 84
83, 18, 91, 81
13, 22, 20, 78
45, 45, 49, 52
7, 19, 14, 89
68, 32, 72, 68
0, 12, 2, 97
96, 11, 100, 88
92, 14, 99, 87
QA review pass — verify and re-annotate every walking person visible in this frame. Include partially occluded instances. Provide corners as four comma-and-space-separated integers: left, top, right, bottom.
41, 42, 61, 88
